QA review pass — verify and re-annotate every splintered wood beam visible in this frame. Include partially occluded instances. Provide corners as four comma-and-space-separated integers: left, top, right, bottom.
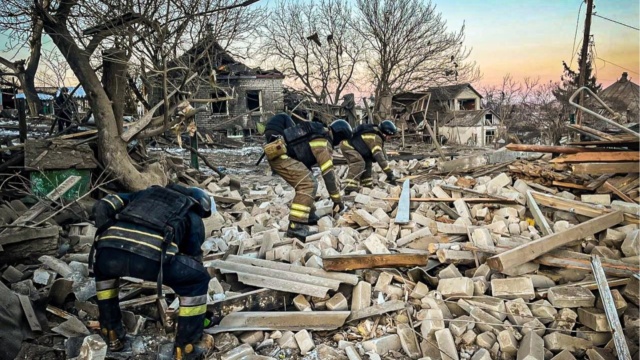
322, 253, 429, 271
505, 144, 607, 154
486, 211, 624, 272
385, 197, 516, 204
550, 151, 640, 163
531, 191, 640, 225
571, 162, 639, 175
207, 311, 350, 333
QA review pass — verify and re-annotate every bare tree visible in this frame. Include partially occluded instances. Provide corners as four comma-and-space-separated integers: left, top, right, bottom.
30, 0, 261, 190
531, 81, 567, 145
353, 0, 479, 117
482, 74, 539, 138
35, 47, 73, 88
0, 0, 49, 115
258, 0, 362, 105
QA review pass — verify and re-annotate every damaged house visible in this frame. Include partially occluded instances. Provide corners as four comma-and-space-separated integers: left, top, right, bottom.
150, 38, 285, 137
585, 72, 640, 134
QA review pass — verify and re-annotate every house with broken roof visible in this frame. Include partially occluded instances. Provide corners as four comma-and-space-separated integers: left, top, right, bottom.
393, 84, 503, 146
150, 38, 285, 136
584, 72, 639, 134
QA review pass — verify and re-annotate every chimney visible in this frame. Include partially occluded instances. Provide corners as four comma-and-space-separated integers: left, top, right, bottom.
620, 72, 628, 82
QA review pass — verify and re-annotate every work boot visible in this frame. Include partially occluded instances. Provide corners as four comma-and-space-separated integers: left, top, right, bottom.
287, 221, 316, 240
175, 335, 214, 360
307, 212, 319, 225
344, 186, 359, 194
101, 326, 126, 352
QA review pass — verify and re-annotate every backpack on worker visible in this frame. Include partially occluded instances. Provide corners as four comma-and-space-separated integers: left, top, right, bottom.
283, 121, 328, 169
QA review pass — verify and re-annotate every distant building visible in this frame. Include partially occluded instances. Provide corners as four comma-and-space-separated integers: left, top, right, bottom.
585, 72, 639, 132
150, 38, 284, 136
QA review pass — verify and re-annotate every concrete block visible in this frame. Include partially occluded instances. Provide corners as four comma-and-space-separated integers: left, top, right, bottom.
500, 262, 540, 277
294, 330, 315, 355
473, 278, 488, 295
623, 274, 639, 305
460, 330, 476, 345
355, 193, 371, 205
470, 307, 505, 333
497, 329, 518, 355
374, 272, 393, 292
471, 228, 494, 248
437, 277, 474, 298
326, 293, 348, 311
550, 308, 578, 333
410, 282, 430, 299
220, 343, 255, 360
516, 332, 544, 360
318, 217, 334, 233
277, 331, 298, 349
397, 323, 421, 359
363, 234, 390, 254
78, 334, 107, 360
505, 298, 535, 325
521, 318, 546, 338
293, 294, 312, 311
577, 307, 610, 332
208, 278, 224, 294
476, 332, 496, 349
585, 348, 617, 360
476, 207, 489, 219
33, 269, 56, 286
352, 281, 372, 311
494, 207, 519, 218
239, 331, 264, 345
345, 345, 362, 360
621, 229, 640, 257
471, 348, 492, 360
449, 315, 474, 337
581, 194, 611, 206
491, 277, 535, 300
2, 266, 23, 283
611, 200, 640, 217
461, 297, 507, 321
576, 326, 611, 346
528, 300, 557, 324
547, 286, 595, 308
543, 332, 592, 355
434, 329, 459, 360
487, 173, 512, 194
305, 255, 323, 269
362, 334, 401, 355
550, 350, 577, 360
420, 309, 445, 338
438, 264, 463, 279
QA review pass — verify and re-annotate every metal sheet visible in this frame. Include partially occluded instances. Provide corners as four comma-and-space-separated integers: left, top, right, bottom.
394, 179, 410, 224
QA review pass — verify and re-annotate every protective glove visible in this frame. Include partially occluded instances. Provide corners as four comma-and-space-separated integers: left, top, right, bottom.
387, 175, 397, 186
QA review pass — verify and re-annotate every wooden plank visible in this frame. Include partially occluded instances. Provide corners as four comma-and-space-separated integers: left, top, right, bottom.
591, 255, 633, 360
505, 143, 607, 154
208, 311, 350, 333
385, 197, 516, 204
486, 211, 624, 272
394, 180, 411, 224
0, 226, 60, 246
526, 190, 553, 236
603, 181, 637, 204
219, 255, 359, 285
531, 191, 640, 225
437, 203, 460, 219
552, 181, 589, 190
347, 300, 406, 322
235, 273, 331, 298
567, 139, 639, 146
550, 151, 639, 163
57, 129, 98, 140
210, 260, 342, 290
18, 294, 42, 332
525, 181, 558, 194
207, 289, 290, 326
571, 162, 639, 175
322, 254, 429, 271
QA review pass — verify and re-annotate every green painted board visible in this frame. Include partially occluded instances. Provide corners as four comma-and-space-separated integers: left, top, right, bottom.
30, 169, 91, 201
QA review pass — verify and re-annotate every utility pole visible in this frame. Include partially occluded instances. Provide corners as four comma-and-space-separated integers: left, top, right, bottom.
576, 0, 594, 125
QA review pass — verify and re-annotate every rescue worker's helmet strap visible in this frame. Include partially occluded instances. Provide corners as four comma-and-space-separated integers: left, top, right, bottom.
379, 120, 398, 136
329, 119, 353, 147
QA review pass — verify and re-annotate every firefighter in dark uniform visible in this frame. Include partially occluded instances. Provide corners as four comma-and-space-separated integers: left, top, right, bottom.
91, 184, 213, 360
340, 120, 398, 192
263, 114, 352, 239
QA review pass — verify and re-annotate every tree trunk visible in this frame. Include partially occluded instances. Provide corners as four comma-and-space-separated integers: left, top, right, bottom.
41, 21, 167, 191
102, 48, 129, 135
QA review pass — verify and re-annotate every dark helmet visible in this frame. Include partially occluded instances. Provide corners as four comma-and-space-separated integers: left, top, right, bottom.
379, 120, 398, 136
329, 119, 353, 147
188, 187, 213, 218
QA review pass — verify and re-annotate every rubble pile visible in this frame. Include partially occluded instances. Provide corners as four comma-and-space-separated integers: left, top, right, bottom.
0, 143, 638, 360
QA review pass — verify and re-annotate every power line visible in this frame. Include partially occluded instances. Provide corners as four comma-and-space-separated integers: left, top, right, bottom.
593, 13, 640, 31
569, 0, 584, 67
596, 57, 640, 75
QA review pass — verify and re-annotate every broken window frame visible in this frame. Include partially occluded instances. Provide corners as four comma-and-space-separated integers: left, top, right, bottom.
246, 89, 262, 112
484, 129, 496, 145
211, 88, 229, 115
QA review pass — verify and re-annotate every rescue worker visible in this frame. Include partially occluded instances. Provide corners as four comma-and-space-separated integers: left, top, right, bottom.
340, 120, 398, 192
263, 114, 352, 239
91, 184, 213, 359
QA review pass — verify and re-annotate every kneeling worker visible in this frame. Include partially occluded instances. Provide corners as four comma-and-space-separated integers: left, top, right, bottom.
340, 120, 398, 192
91, 184, 213, 359
263, 114, 352, 239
